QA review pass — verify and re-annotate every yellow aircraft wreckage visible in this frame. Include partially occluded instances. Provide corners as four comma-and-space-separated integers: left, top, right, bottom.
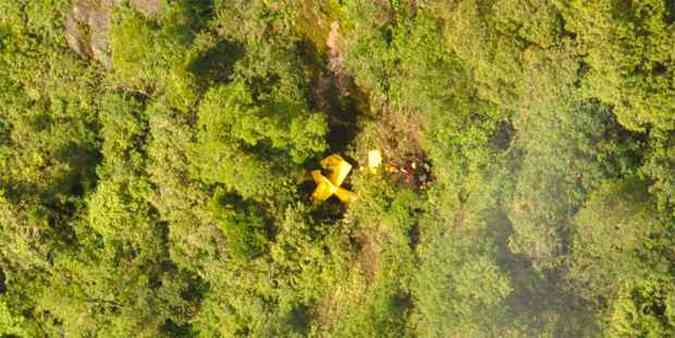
311, 154, 357, 203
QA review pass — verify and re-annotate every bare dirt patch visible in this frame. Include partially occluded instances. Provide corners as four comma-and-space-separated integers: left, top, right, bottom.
355, 230, 380, 283
129, 0, 162, 16
374, 107, 434, 190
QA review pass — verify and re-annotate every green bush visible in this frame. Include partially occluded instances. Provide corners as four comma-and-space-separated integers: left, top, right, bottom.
569, 178, 659, 299
209, 191, 269, 259
556, 0, 675, 131
607, 277, 675, 337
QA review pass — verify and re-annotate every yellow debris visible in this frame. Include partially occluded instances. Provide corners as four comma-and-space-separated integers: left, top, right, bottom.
368, 150, 382, 173
320, 154, 352, 186
311, 170, 336, 201
312, 154, 357, 203
334, 186, 357, 203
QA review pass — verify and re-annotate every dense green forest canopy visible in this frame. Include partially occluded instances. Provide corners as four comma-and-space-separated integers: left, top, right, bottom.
0, 0, 673, 337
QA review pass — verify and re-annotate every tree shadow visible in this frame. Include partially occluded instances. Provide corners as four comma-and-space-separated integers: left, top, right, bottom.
187, 39, 244, 91
299, 39, 369, 154
0, 268, 5, 294
286, 304, 311, 336
665, 0, 675, 24
52, 142, 102, 198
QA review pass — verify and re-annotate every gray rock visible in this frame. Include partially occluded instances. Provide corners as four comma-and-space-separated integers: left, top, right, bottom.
65, 0, 113, 67
65, 0, 162, 67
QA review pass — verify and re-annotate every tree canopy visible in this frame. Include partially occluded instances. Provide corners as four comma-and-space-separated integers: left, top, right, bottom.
0, 0, 673, 337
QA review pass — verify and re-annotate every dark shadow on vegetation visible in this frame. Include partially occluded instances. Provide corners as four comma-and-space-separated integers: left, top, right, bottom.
484, 208, 519, 271
36, 142, 101, 246
179, 0, 217, 31
0, 140, 100, 245
392, 292, 413, 312
160, 267, 207, 336
298, 178, 317, 199
0, 26, 9, 50
588, 101, 649, 177
154, 0, 217, 42
408, 221, 420, 250
53, 142, 102, 198
300, 39, 368, 154
31, 113, 52, 132
1, 182, 39, 204
0, 119, 10, 144
308, 199, 347, 234
665, 0, 675, 24
163, 319, 197, 338
181, 270, 209, 304
323, 81, 368, 155
287, 304, 311, 335
374, 292, 411, 334
0, 268, 6, 294
490, 120, 514, 151
188, 39, 244, 90
574, 61, 590, 88
45, 198, 78, 237
211, 191, 275, 258
123, 90, 151, 106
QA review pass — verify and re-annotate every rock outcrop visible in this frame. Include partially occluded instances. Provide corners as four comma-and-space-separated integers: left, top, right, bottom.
65, 0, 162, 67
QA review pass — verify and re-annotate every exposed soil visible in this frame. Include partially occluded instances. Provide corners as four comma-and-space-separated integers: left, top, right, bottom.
308, 19, 367, 154
355, 231, 380, 283
326, 22, 350, 97
129, 0, 162, 16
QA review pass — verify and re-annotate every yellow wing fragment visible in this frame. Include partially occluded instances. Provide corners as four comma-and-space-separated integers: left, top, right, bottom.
335, 187, 357, 203
311, 154, 357, 203
311, 170, 337, 201
320, 154, 352, 186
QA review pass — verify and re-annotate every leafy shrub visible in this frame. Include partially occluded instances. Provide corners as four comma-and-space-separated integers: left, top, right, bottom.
556, 0, 675, 131
568, 177, 671, 304
210, 191, 269, 259
607, 277, 675, 337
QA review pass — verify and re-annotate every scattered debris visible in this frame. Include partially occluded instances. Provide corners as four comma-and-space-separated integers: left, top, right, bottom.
364, 148, 432, 189
312, 154, 357, 203
385, 157, 433, 190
